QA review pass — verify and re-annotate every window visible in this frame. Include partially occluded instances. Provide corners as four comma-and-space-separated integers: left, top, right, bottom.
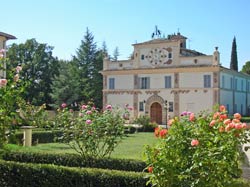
141, 55, 144, 60
241, 80, 244, 91
139, 102, 144, 111
230, 77, 233, 89
140, 77, 150, 89
109, 78, 115, 89
235, 79, 238, 90
168, 52, 172, 59
222, 75, 225, 88
234, 104, 237, 113
241, 104, 243, 114
168, 102, 173, 112
204, 75, 211, 88
165, 76, 172, 88
226, 104, 230, 114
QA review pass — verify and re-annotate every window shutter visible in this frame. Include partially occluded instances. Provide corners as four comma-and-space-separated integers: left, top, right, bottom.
147, 77, 150, 89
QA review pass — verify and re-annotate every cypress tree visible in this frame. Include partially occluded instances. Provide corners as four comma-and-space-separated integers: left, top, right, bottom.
230, 36, 238, 71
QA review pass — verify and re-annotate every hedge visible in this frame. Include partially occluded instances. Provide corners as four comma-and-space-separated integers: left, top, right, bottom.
8, 128, 136, 145
0, 160, 148, 187
8, 130, 63, 144
2, 151, 147, 172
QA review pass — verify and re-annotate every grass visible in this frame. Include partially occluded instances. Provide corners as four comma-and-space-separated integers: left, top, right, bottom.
6, 132, 158, 160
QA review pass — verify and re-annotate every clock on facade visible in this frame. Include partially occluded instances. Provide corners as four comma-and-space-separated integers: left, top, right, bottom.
146, 48, 172, 66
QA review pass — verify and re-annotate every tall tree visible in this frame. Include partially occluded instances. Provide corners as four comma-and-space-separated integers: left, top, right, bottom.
7, 39, 59, 107
112, 46, 120, 61
74, 28, 104, 109
50, 60, 81, 108
241, 61, 250, 75
102, 41, 108, 57
230, 36, 238, 71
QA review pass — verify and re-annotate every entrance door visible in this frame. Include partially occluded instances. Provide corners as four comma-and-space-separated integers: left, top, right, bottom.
150, 102, 162, 124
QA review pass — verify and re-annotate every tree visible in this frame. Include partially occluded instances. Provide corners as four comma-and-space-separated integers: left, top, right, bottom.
7, 39, 59, 107
112, 46, 119, 61
241, 61, 250, 75
73, 28, 104, 109
102, 41, 109, 58
50, 60, 81, 109
230, 36, 238, 71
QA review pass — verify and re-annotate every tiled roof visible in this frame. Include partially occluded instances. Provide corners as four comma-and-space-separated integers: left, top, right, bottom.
0, 32, 16, 40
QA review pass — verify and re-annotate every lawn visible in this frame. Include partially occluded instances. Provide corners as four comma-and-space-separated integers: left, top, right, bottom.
6, 132, 158, 160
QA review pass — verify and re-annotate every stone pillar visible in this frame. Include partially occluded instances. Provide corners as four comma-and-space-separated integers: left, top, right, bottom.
21, 126, 35, 147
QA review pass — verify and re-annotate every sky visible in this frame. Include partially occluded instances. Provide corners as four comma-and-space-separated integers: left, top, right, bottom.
1, 0, 250, 69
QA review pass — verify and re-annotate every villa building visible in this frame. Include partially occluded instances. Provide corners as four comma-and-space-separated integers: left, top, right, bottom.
101, 32, 250, 124
0, 31, 16, 78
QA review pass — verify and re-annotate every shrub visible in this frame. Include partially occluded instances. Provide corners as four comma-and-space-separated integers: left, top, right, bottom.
124, 126, 137, 134
1, 150, 146, 172
135, 115, 157, 132
144, 107, 250, 187
54, 104, 125, 159
0, 57, 25, 148
8, 130, 62, 144
0, 160, 148, 187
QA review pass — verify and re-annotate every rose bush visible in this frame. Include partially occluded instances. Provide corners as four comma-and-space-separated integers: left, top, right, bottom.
54, 103, 125, 159
144, 106, 250, 187
0, 53, 25, 148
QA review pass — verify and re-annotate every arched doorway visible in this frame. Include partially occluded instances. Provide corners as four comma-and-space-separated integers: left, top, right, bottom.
150, 102, 162, 124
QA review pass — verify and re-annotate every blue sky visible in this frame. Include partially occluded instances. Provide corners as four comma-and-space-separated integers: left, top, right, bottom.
1, 0, 250, 69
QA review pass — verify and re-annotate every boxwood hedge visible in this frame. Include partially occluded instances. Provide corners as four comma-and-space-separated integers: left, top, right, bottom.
0, 160, 148, 187
2, 151, 147, 172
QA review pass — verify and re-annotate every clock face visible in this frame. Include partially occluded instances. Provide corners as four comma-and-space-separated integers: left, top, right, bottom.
146, 48, 169, 66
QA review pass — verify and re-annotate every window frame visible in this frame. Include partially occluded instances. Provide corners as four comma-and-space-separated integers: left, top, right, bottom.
204, 75, 211, 88
109, 78, 115, 89
165, 76, 172, 88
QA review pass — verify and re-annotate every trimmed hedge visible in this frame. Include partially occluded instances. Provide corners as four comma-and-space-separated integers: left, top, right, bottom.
241, 117, 250, 123
9, 128, 136, 145
2, 151, 147, 172
0, 160, 148, 187
8, 130, 63, 144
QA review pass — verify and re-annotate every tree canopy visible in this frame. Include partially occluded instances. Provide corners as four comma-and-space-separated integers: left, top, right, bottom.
7, 39, 59, 107
241, 61, 250, 75
51, 28, 104, 109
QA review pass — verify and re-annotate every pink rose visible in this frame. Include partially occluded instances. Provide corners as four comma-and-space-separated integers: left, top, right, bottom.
209, 120, 216, 127
86, 110, 92, 115
81, 105, 87, 110
189, 113, 195, 121
232, 119, 240, 124
0, 79, 7, 86
234, 113, 241, 120
16, 65, 22, 73
191, 139, 199, 146
223, 119, 231, 125
242, 123, 247, 129
168, 119, 174, 126
127, 106, 133, 111
219, 105, 226, 112
86, 119, 92, 125
61, 103, 67, 108
105, 104, 112, 110
225, 125, 231, 132
235, 123, 242, 129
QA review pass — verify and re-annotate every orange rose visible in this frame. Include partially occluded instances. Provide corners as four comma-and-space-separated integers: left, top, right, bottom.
148, 166, 153, 173
234, 113, 241, 120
